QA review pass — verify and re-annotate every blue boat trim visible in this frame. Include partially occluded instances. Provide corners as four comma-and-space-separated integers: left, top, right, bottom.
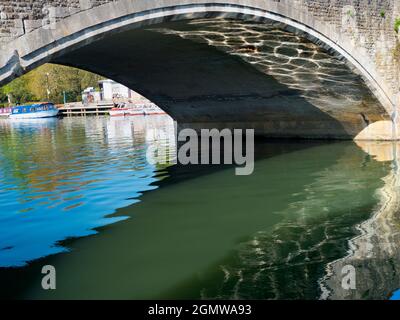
11, 103, 57, 114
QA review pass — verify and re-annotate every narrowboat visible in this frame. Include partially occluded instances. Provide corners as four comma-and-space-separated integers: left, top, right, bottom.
9, 103, 59, 119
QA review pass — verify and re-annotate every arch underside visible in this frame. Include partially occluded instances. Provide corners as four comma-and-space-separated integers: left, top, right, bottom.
1, 5, 392, 139
50, 17, 389, 139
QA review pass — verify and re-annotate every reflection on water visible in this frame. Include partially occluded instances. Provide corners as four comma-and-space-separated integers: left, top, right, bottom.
320, 141, 400, 300
0, 117, 399, 299
0, 116, 175, 267
390, 289, 400, 300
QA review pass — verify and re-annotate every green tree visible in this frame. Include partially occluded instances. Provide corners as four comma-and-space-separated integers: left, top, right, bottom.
1, 76, 33, 105
1, 64, 104, 105
28, 64, 103, 103
0, 86, 8, 107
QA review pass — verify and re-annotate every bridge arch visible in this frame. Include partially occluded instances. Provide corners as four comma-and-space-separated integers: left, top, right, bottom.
0, 0, 397, 139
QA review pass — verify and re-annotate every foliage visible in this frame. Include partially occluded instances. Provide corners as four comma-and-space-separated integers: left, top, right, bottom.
0, 86, 8, 107
395, 18, 400, 33
0, 64, 103, 105
26, 64, 103, 104
380, 10, 386, 18
1, 76, 33, 105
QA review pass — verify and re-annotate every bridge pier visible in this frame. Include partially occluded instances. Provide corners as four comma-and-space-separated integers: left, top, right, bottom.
354, 94, 400, 141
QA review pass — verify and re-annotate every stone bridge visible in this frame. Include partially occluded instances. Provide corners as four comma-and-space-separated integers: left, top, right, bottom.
1, 0, 400, 139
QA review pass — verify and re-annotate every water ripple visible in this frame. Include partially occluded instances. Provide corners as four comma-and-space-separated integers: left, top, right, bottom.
0, 115, 175, 267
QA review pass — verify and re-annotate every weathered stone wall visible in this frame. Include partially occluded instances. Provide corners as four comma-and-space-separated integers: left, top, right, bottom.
0, 0, 399, 95
0, 0, 110, 44
303, 0, 400, 103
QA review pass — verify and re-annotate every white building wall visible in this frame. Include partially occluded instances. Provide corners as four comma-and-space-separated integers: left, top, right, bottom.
99, 79, 150, 102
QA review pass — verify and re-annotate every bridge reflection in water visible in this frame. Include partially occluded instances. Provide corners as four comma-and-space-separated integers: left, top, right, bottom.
320, 141, 400, 300
0, 117, 399, 299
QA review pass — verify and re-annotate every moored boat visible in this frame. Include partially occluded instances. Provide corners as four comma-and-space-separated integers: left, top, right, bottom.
142, 103, 167, 116
9, 103, 59, 119
0, 107, 12, 117
109, 105, 145, 117
110, 103, 166, 117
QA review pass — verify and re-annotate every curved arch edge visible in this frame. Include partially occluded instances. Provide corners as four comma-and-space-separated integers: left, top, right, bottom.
0, 0, 396, 139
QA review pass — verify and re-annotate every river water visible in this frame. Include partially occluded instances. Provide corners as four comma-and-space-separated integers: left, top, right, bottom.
0, 116, 399, 299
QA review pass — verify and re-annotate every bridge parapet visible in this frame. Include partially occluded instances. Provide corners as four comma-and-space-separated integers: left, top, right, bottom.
0, 1, 111, 43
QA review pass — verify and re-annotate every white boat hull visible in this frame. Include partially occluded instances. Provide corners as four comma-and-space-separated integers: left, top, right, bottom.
9, 109, 59, 119
109, 105, 166, 117
109, 108, 145, 117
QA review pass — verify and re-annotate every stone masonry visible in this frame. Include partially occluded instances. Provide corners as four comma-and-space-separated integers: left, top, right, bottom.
1, 0, 400, 139
0, 0, 109, 43
0, 0, 399, 98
